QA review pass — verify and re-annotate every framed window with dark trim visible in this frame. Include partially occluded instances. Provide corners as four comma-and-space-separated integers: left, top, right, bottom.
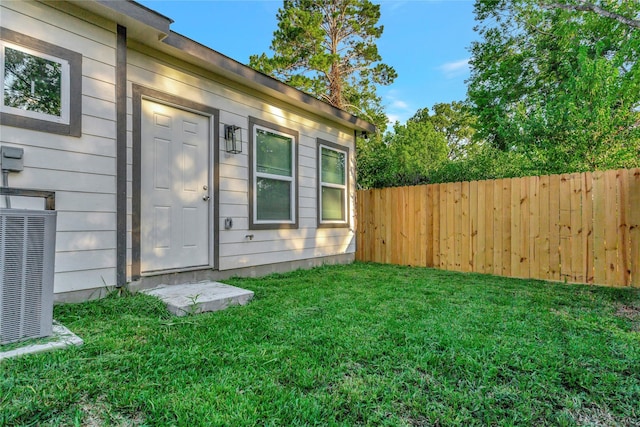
317, 139, 349, 228
0, 28, 81, 136
249, 116, 299, 229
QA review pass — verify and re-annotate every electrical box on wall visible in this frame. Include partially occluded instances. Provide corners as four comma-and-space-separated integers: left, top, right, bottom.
1, 146, 24, 172
224, 217, 233, 229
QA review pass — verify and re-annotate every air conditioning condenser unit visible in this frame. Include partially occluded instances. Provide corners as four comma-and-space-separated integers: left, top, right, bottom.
0, 209, 56, 344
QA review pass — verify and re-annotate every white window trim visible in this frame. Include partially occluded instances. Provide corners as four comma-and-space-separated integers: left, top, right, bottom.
252, 124, 297, 225
1, 40, 70, 125
319, 143, 348, 225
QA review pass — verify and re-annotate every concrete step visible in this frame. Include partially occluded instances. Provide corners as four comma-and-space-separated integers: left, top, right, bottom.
142, 281, 254, 316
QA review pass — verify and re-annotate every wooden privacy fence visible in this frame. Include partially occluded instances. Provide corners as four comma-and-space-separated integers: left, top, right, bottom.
356, 168, 640, 287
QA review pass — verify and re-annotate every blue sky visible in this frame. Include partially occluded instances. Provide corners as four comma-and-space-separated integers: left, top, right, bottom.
137, 0, 478, 127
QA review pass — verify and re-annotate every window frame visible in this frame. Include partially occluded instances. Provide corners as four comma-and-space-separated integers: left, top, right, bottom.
0, 27, 81, 137
249, 116, 299, 230
317, 138, 350, 228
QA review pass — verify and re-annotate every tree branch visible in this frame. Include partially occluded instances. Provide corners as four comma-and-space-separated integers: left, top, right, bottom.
542, 1, 640, 29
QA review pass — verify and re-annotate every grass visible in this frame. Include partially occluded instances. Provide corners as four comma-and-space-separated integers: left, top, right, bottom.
1, 262, 639, 426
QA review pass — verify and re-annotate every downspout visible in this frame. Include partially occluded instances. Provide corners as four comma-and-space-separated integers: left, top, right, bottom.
116, 24, 127, 287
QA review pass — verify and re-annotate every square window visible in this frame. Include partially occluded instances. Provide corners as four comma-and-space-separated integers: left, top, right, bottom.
0, 28, 81, 136
256, 129, 292, 176
257, 177, 292, 220
3, 46, 65, 120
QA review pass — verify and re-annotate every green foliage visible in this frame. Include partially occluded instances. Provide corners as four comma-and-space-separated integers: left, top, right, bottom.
427, 144, 539, 183
355, 133, 396, 188
356, 118, 449, 188
410, 101, 478, 160
387, 119, 448, 185
249, 0, 396, 130
357, 102, 481, 188
468, 0, 640, 173
2, 264, 639, 426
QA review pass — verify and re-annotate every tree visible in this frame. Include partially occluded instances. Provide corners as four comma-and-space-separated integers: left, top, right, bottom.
388, 119, 448, 185
468, 0, 640, 172
409, 102, 478, 160
356, 118, 448, 188
542, 1, 640, 30
249, 0, 397, 130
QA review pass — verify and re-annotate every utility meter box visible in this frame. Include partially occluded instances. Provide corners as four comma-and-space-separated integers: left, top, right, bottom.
0, 209, 57, 344
0, 146, 24, 172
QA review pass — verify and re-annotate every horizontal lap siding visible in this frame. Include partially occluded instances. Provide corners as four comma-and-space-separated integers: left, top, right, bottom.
356, 169, 639, 288
127, 49, 356, 275
0, 1, 118, 293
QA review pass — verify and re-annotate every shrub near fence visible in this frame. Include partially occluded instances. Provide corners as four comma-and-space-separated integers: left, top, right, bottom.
356, 168, 640, 287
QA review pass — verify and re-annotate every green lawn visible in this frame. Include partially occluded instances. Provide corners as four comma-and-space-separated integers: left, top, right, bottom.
2, 263, 639, 426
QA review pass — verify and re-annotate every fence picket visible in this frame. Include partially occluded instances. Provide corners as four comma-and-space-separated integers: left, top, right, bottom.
583, 172, 594, 284
440, 183, 448, 269
529, 175, 540, 281
520, 177, 530, 279
604, 170, 618, 285
570, 173, 584, 283
630, 168, 640, 288
454, 182, 463, 271
432, 184, 440, 268
462, 181, 472, 272
419, 186, 429, 267
538, 175, 550, 280
476, 180, 486, 274
617, 170, 631, 286
493, 179, 503, 276
511, 178, 521, 277
592, 171, 606, 284
447, 183, 456, 271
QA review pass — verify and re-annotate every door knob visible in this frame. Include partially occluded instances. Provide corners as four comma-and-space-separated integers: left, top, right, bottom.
203, 195, 210, 201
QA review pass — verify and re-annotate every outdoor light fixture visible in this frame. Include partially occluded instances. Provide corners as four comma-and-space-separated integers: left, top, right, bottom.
224, 125, 242, 154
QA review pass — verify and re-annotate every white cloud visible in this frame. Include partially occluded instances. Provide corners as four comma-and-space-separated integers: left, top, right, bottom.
391, 99, 409, 110
387, 114, 401, 125
439, 58, 470, 79
382, 90, 414, 129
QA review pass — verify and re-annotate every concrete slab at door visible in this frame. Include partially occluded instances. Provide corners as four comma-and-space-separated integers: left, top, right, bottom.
141, 99, 210, 273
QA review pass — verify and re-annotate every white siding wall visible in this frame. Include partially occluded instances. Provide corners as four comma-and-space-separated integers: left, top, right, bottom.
0, 1, 117, 294
127, 48, 356, 275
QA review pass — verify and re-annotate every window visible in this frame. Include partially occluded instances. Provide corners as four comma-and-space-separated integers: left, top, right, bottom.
0, 28, 81, 136
2, 43, 68, 122
249, 117, 298, 229
318, 139, 349, 227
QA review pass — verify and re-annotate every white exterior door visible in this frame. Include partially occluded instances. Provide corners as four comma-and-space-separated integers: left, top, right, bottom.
141, 99, 211, 273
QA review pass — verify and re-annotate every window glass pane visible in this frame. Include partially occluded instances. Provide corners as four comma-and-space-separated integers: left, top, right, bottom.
322, 186, 345, 221
257, 177, 291, 220
3, 47, 62, 116
321, 147, 345, 185
257, 129, 292, 177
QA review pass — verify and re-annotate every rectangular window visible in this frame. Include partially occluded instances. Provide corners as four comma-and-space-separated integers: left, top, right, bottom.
0, 28, 81, 136
318, 139, 349, 227
249, 117, 298, 229
2, 44, 68, 123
